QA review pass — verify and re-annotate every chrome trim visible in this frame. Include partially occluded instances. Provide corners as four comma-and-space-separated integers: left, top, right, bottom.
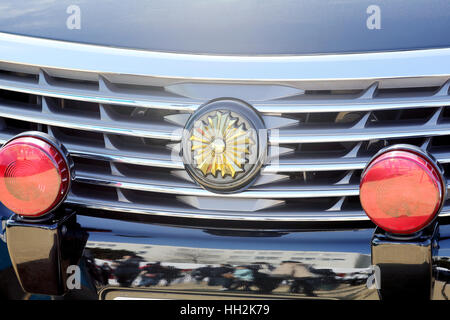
264, 151, 450, 173
65, 195, 450, 222
74, 173, 361, 199
70, 150, 450, 173
1, 97, 450, 145
1, 33, 450, 81
263, 159, 368, 173
1, 76, 450, 114
270, 124, 450, 144
74, 169, 450, 199
0, 134, 185, 169
1, 33, 450, 223
0, 77, 198, 112
254, 97, 450, 114
68, 151, 450, 172
0, 101, 181, 141
69, 148, 185, 169
1, 133, 450, 174
65, 195, 370, 221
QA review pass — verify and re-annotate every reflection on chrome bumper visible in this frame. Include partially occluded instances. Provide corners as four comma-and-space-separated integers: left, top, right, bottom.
3, 212, 450, 300
79, 215, 377, 300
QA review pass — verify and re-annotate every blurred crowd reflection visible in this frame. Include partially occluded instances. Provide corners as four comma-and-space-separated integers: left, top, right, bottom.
84, 253, 372, 296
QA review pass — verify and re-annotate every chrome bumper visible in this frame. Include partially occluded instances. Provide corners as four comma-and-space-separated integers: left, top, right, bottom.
2, 210, 450, 300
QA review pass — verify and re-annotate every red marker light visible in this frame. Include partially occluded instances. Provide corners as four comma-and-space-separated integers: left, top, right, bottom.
0, 134, 70, 217
360, 147, 445, 235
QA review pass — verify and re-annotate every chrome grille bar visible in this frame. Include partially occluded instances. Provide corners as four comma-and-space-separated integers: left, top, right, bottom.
1, 75, 450, 114
1, 32, 449, 81
74, 171, 361, 199
65, 194, 450, 222
271, 123, 450, 144
0, 100, 182, 140
1, 32, 450, 224
0, 76, 199, 112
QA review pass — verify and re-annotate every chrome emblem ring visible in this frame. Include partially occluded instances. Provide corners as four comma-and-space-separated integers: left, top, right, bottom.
182, 99, 267, 193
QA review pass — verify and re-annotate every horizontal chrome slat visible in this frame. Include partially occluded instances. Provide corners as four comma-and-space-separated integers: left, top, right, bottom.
263, 151, 450, 173
1, 76, 449, 114
74, 172, 361, 199
1, 132, 450, 173
263, 158, 369, 173
69, 147, 450, 173
2, 101, 448, 146
254, 96, 450, 114
65, 194, 370, 222
57, 148, 450, 173
271, 123, 450, 144
75, 169, 450, 199
69, 146, 184, 170
0, 77, 199, 112
0, 101, 181, 140
65, 194, 450, 222
0, 132, 185, 169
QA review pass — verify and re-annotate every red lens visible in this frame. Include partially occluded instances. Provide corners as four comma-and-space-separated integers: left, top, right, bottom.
0, 136, 70, 217
360, 150, 444, 234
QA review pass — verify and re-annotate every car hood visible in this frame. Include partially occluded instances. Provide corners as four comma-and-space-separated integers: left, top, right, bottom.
0, 0, 449, 55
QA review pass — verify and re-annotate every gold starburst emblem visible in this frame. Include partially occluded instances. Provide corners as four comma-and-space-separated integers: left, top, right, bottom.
189, 111, 253, 178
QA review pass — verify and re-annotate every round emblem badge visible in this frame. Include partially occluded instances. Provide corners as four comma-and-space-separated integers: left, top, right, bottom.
181, 99, 267, 193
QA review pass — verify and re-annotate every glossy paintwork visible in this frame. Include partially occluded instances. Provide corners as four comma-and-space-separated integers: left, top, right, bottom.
5, 212, 87, 295
76, 215, 379, 300
76, 220, 449, 300
0, 207, 378, 299
0, 0, 449, 54
372, 224, 438, 300
2, 204, 450, 299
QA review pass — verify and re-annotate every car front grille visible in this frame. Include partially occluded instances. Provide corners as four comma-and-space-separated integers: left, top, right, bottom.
1, 37, 450, 227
